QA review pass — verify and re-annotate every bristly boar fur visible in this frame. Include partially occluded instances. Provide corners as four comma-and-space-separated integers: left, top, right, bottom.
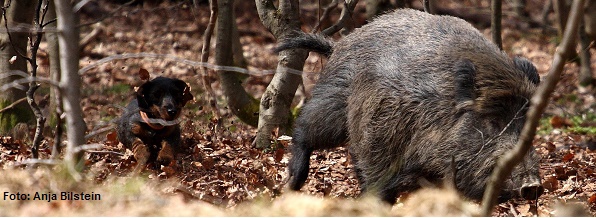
279, 9, 543, 204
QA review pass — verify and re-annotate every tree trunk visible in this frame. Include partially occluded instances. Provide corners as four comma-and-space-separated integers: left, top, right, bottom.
254, 0, 308, 149
491, 0, 503, 50
216, 0, 259, 127
554, 0, 572, 37
0, 0, 35, 134
578, 22, 593, 86
55, 0, 86, 177
45, 0, 64, 158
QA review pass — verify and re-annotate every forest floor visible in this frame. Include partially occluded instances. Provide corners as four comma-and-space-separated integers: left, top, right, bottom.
1, 0, 596, 216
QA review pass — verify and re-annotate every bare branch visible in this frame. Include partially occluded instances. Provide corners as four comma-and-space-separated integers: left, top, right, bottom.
0, 97, 26, 113
480, 0, 585, 215
321, 0, 359, 36
199, 0, 221, 121
84, 125, 115, 140
78, 0, 137, 27
79, 23, 103, 52
27, 0, 49, 159
311, 0, 338, 33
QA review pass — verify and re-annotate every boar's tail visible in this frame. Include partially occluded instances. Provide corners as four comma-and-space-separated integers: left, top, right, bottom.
274, 33, 334, 58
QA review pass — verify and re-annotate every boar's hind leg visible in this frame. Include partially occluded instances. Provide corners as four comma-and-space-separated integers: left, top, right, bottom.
287, 141, 313, 190
377, 166, 430, 204
288, 88, 349, 190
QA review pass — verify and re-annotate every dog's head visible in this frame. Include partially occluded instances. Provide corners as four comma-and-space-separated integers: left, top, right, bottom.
136, 77, 194, 121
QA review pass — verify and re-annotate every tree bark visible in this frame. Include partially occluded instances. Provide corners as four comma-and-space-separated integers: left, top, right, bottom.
491, 0, 502, 50
27, 0, 48, 159
45, 0, 64, 158
55, 0, 86, 178
0, 0, 35, 134
554, 0, 572, 37
480, 0, 585, 215
216, 0, 259, 127
254, 0, 308, 149
578, 22, 593, 86
423, 0, 434, 14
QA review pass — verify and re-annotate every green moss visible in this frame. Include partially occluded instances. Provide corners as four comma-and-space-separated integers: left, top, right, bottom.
234, 97, 260, 128
539, 112, 596, 136
537, 117, 554, 135
0, 99, 33, 134
105, 84, 131, 95
568, 126, 596, 135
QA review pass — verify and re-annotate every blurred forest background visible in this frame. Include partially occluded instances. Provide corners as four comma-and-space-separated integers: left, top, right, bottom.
0, 0, 595, 216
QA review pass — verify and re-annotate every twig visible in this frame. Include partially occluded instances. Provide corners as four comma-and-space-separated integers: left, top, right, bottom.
0, 97, 26, 113
79, 23, 103, 53
321, 0, 359, 36
73, 143, 104, 153
0, 73, 60, 91
311, 0, 338, 33
199, 0, 221, 121
84, 125, 115, 140
85, 150, 124, 156
27, 0, 50, 159
480, 0, 585, 215
78, 0, 137, 27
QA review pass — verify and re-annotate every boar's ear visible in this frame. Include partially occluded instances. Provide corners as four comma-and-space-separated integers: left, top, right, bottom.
454, 59, 477, 104
513, 57, 540, 84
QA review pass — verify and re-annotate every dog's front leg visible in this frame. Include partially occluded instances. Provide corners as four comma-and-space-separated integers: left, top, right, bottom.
132, 138, 150, 174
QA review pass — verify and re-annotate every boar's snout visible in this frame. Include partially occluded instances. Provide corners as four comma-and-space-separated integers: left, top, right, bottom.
520, 182, 544, 200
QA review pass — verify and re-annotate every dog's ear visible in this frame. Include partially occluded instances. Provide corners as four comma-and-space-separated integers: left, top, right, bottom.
136, 81, 153, 109
174, 80, 194, 106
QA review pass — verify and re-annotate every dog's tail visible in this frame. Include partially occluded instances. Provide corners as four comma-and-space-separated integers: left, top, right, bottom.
274, 32, 334, 58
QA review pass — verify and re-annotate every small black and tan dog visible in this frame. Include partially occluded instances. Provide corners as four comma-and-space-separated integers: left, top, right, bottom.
117, 76, 194, 172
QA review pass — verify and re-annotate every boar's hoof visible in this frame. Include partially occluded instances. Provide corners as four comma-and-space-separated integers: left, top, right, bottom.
520, 183, 544, 200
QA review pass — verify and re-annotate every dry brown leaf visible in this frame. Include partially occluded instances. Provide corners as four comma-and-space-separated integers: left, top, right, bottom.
139, 68, 150, 80
562, 153, 575, 162
550, 116, 572, 128
543, 175, 559, 192
589, 193, 596, 205
106, 131, 119, 145
274, 148, 284, 163
545, 142, 556, 152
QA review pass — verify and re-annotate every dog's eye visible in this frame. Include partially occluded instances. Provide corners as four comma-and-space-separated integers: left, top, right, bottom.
150, 92, 163, 99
